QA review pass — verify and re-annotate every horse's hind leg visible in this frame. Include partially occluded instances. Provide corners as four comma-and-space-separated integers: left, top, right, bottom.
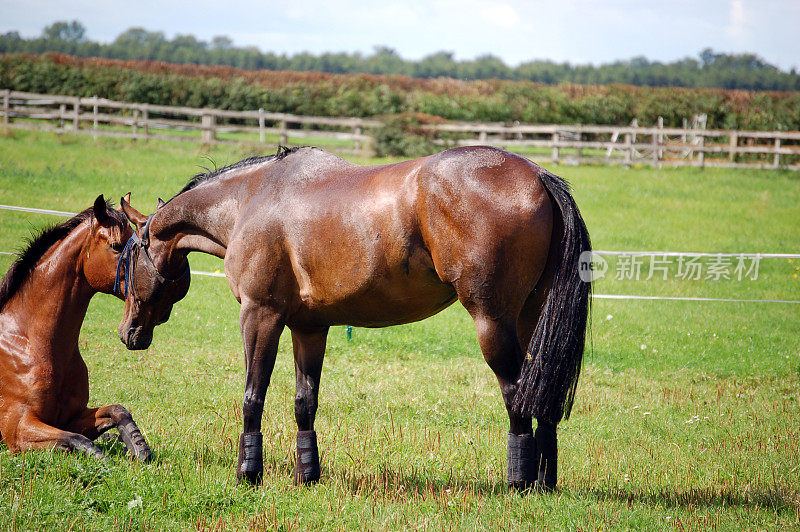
467, 310, 538, 489
290, 327, 328, 485
14, 412, 106, 460
66, 405, 152, 462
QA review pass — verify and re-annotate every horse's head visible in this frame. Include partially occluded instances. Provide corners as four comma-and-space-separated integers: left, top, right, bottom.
82, 194, 135, 294
116, 195, 191, 350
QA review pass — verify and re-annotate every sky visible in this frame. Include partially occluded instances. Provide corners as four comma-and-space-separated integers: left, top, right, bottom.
1, 0, 798, 70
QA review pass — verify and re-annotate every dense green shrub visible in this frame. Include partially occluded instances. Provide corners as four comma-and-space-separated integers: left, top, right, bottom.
373, 113, 441, 157
1, 54, 798, 131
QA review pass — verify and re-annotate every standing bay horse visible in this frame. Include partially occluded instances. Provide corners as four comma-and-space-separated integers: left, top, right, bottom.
117, 146, 590, 490
0, 195, 152, 461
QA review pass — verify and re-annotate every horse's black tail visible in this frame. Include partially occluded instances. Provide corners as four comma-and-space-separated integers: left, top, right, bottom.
512, 169, 591, 424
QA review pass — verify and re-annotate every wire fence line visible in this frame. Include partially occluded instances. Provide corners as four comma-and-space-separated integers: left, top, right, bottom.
1, 203, 797, 304
3, 203, 798, 260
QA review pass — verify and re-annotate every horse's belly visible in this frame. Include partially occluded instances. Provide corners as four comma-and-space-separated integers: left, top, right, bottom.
294, 245, 457, 327
313, 276, 457, 327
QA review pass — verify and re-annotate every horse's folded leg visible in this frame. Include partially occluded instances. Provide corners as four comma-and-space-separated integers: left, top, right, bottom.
293, 430, 320, 485
99, 432, 123, 444
237, 432, 263, 485
507, 432, 536, 490
116, 416, 153, 462
63, 434, 108, 462
534, 423, 558, 491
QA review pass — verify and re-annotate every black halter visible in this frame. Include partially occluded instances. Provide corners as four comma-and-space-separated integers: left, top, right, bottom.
114, 215, 189, 297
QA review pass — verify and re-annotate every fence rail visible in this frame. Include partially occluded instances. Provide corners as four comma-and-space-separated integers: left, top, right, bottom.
2, 89, 799, 169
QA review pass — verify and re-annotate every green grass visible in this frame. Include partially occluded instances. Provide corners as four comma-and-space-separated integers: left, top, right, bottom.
0, 129, 798, 530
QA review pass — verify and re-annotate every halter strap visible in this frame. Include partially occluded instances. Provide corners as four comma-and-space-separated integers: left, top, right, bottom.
114, 215, 190, 297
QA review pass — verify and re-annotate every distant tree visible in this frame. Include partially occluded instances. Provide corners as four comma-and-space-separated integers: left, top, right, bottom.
3, 21, 800, 91
211, 36, 234, 50
415, 51, 458, 78
365, 46, 409, 75
42, 20, 86, 42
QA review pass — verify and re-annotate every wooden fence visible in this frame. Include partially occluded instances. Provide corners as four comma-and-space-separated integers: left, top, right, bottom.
423, 115, 800, 169
0, 90, 380, 155
3, 89, 799, 169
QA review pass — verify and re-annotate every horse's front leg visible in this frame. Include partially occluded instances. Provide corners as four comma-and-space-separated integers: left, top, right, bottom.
290, 327, 328, 485
66, 405, 153, 462
237, 300, 284, 485
14, 412, 106, 460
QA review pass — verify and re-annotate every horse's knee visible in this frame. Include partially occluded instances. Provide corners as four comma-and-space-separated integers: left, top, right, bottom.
294, 385, 318, 430
107, 404, 132, 423
242, 395, 264, 421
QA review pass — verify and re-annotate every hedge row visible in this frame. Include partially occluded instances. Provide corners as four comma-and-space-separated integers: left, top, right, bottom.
2, 53, 799, 130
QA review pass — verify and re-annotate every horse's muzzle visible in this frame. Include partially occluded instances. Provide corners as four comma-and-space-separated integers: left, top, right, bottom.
121, 325, 152, 350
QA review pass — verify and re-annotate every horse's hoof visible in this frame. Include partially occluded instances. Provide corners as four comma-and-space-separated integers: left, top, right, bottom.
293, 430, 321, 485
135, 445, 153, 463
117, 420, 153, 463
237, 465, 263, 485
237, 432, 263, 485
534, 423, 558, 491
507, 432, 537, 490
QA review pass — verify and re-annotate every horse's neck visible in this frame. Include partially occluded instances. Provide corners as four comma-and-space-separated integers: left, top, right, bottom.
152, 185, 239, 259
7, 225, 92, 347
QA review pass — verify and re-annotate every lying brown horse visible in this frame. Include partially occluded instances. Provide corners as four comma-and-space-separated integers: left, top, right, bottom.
0, 195, 152, 461
117, 146, 590, 489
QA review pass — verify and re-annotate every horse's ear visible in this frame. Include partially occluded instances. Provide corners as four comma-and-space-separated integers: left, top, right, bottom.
93, 194, 112, 226
157, 198, 166, 210
120, 193, 148, 230
119, 192, 132, 211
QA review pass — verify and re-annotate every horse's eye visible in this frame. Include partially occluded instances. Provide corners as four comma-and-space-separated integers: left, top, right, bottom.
110, 242, 126, 253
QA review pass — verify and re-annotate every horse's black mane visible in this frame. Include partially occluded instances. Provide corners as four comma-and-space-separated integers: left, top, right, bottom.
176, 145, 303, 197
0, 202, 125, 312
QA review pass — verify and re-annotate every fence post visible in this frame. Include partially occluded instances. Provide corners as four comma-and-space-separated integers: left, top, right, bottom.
551, 132, 559, 163
623, 129, 632, 167
142, 104, 149, 141
479, 127, 487, 144
657, 116, 664, 161
697, 119, 706, 168
59, 103, 66, 130
773, 137, 781, 168
201, 112, 216, 143
2, 89, 9, 134
651, 130, 659, 167
92, 96, 98, 140
698, 134, 705, 167
258, 108, 265, 143
72, 97, 80, 134
729, 132, 738, 162
132, 107, 139, 140
279, 120, 287, 146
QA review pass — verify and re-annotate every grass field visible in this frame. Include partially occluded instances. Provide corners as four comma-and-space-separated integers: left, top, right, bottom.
0, 129, 798, 530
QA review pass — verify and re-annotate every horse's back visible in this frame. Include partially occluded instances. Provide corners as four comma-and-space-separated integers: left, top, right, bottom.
227, 146, 553, 326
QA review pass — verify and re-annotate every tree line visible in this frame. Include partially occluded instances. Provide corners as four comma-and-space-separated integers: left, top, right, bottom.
1, 20, 798, 92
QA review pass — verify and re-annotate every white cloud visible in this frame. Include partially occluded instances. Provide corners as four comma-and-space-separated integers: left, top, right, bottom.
726, 0, 746, 39
479, 3, 521, 29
